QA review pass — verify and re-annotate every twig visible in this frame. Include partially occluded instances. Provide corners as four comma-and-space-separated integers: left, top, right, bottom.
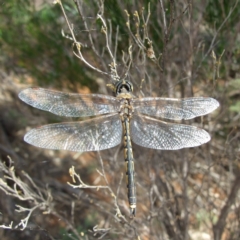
213, 174, 240, 240
0, 161, 52, 230
193, 0, 239, 80
54, 0, 109, 75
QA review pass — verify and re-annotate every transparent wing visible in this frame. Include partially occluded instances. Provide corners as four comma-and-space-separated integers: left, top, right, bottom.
24, 113, 122, 152
130, 115, 210, 150
132, 97, 219, 120
19, 88, 119, 117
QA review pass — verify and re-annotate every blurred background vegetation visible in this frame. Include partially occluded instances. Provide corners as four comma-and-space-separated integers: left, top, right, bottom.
0, 0, 240, 240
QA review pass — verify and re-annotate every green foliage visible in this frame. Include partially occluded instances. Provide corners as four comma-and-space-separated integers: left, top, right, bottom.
59, 211, 97, 240
229, 101, 240, 112
0, 0, 96, 89
196, 209, 218, 228
205, 0, 240, 29
204, 0, 240, 59
228, 79, 240, 113
59, 226, 87, 240
228, 78, 240, 89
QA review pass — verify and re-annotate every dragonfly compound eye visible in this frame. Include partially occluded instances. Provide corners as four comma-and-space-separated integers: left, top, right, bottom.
115, 80, 133, 95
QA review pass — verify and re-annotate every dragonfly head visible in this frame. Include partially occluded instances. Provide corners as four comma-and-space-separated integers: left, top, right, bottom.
114, 79, 133, 96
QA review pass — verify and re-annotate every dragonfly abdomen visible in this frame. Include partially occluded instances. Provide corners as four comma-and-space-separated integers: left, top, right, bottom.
122, 116, 136, 216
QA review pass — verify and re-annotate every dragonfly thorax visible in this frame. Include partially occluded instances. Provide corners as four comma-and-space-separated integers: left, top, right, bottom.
119, 98, 134, 120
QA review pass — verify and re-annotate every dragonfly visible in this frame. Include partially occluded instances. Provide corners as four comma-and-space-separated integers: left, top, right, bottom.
19, 79, 219, 216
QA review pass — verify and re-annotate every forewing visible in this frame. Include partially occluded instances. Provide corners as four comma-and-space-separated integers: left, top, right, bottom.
132, 97, 219, 120
130, 115, 210, 150
19, 88, 119, 117
24, 113, 122, 152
